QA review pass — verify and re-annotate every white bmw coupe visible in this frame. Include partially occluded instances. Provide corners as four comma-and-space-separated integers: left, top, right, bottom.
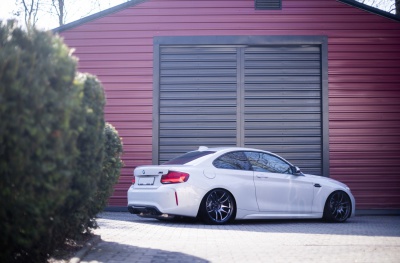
127, 147, 355, 224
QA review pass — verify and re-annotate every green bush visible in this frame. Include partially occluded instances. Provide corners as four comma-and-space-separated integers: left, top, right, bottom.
0, 21, 83, 262
52, 73, 106, 243
70, 123, 123, 233
0, 21, 112, 262
93, 123, 124, 214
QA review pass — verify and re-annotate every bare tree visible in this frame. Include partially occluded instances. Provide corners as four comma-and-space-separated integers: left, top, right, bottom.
49, 0, 127, 27
356, 0, 397, 14
12, 0, 131, 29
15, 0, 40, 28
51, 0, 65, 26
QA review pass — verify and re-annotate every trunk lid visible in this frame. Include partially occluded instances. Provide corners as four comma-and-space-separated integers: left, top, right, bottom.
133, 166, 169, 188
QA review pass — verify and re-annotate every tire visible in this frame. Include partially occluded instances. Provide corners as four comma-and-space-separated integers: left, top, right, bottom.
323, 190, 352, 223
199, 189, 236, 225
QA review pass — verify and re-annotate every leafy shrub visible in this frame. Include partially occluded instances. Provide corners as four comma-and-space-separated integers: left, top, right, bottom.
93, 123, 124, 214
54, 73, 106, 241
0, 21, 111, 262
0, 21, 82, 262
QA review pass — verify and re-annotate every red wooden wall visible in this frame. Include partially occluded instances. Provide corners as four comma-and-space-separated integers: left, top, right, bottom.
59, 0, 400, 210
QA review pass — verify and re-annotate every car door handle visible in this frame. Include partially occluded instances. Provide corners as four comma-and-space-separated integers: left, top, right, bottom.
314, 183, 321, 188
256, 175, 269, 179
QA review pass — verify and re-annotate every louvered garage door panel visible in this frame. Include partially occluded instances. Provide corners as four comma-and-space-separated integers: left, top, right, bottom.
244, 46, 322, 175
159, 46, 238, 163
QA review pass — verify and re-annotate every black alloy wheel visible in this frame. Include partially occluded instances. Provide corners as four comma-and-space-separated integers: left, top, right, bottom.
323, 190, 352, 222
200, 189, 235, 225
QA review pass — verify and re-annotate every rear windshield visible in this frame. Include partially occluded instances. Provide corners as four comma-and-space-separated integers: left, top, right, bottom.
163, 151, 215, 165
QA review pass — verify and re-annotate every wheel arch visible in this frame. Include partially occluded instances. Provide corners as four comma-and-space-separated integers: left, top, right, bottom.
196, 187, 237, 221
323, 190, 353, 222
313, 186, 352, 213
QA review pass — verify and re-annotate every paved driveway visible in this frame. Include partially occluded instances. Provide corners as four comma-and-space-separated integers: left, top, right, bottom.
80, 212, 400, 263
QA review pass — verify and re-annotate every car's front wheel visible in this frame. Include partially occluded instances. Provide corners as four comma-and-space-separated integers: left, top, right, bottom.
199, 189, 236, 225
323, 190, 352, 222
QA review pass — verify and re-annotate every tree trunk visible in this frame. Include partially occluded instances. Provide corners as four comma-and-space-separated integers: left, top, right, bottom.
22, 0, 39, 29
57, 0, 65, 26
52, 0, 65, 26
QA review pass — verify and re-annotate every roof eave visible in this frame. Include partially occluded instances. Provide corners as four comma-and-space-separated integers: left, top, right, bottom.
338, 0, 400, 22
53, 0, 399, 33
52, 0, 148, 33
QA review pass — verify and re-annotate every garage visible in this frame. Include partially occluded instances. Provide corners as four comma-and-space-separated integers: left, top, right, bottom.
56, 0, 400, 211
155, 36, 328, 176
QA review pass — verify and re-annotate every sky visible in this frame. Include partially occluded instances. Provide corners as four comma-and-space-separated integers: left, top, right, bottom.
0, 0, 129, 30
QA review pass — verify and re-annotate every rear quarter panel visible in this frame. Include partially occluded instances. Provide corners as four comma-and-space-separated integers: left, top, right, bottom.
202, 169, 259, 214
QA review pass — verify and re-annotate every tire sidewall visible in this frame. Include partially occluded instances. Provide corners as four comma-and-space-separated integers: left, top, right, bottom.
199, 189, 236, 225
323, 190, 352, 223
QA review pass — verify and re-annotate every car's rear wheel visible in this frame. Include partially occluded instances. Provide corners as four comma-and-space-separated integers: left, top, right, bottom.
199, 189, 236, 225
323, 190, 352, 223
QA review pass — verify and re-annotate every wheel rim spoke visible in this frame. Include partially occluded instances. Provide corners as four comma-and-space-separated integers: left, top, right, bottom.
206, 190, 233, 223
329, 191, 351, 221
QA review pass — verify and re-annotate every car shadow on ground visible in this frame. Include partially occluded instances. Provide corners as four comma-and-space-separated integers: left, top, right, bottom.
97, 212, 400, 238
84, 241, 210, 263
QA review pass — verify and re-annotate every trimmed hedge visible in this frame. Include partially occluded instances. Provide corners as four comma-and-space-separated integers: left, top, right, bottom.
42, 73, 108, 258
92, 123, 124, 217
57, 73, 106, 240
0, 21, 122, 262
0, 21, 83, 262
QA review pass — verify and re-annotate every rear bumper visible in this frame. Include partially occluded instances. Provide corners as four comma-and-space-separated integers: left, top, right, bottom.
128, 205, 162, 216
128, 205, 186, 220
127, 184, 203, 218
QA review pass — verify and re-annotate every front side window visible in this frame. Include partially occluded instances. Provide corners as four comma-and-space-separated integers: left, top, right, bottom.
213, 151, 252, 170
245, 151, 292, 174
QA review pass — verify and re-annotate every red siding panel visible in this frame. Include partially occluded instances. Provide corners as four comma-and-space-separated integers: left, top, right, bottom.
60, 0, 400, 209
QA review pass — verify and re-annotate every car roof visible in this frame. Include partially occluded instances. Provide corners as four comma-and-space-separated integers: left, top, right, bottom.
193, 146, 295, 167
197, 146, 272, 154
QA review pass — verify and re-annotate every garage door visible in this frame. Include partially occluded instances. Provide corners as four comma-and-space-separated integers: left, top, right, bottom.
154, 37, 328, 176
243, 46, 322, 174
158, 46, 238, 162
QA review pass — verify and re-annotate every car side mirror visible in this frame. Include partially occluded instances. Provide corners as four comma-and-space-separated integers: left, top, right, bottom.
293, 166, 303, 175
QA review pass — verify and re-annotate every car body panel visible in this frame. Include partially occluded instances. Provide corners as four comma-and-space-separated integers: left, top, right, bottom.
254, 172, 315, 213
127, 147, 355, 222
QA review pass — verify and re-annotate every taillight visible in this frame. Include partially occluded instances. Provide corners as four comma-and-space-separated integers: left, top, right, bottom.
161, 171, 189, 184
132, 175, 135, 185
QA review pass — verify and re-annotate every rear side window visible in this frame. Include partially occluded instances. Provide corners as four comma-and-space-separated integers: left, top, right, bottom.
163, 151, 215, 165
213, 151, 252, 170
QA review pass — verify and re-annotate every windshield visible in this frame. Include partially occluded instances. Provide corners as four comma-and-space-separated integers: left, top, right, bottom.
163, 151, 215, 165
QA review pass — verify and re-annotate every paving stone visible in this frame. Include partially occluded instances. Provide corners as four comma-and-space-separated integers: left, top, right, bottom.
78, 213, 400, 263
